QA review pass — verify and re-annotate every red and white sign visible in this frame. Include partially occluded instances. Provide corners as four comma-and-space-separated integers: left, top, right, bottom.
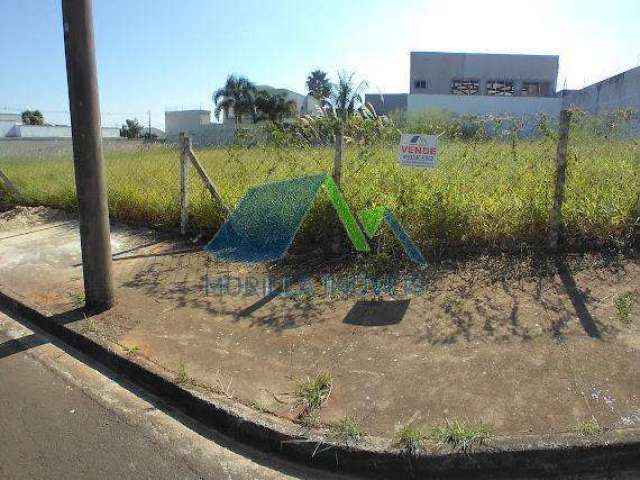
398, 134, 438, 168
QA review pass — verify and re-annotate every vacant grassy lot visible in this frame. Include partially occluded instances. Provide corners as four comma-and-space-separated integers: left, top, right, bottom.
1, 136, 639, 255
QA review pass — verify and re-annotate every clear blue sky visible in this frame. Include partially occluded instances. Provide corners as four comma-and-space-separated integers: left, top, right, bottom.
1, 0, 639, 129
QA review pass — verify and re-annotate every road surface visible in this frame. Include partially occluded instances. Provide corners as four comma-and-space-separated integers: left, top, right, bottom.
0, 310, 347, 480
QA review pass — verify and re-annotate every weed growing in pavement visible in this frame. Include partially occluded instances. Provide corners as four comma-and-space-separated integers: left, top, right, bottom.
293, 371, 332, 418
68, 291, 85, 306
330, 415, 362, 445
575, 417, 603, 436
80, 318, 96, 334
614, 291, 637, 323
394, 424, 426, 455
175, 361, 190, 384
124, 345, 140, 357
429, 419, 492, 452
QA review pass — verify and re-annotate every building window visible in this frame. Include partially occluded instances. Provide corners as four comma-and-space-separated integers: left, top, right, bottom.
521, 81, 549, 97
486, 80, 514, 96
451, 79, 480, 95
414, 79, 427, 89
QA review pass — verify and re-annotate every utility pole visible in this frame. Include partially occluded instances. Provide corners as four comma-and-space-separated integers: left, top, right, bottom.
62, 0, 114, 311
148, 110, 151, 138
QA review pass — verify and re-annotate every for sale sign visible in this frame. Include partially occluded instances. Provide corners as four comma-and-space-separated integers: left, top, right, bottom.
398, 134, 438, 168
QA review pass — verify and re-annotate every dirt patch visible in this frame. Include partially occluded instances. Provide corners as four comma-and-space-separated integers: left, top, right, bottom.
2, 208, 640, 444
0, 206, 70, 232
78, 247, 640, 439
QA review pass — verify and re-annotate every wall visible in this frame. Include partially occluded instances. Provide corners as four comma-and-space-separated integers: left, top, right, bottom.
0, 120, 17, 137
365, 93, 408, 115
407, 94, 562, 117
6, 125, 120, 138
0, 138, 143, 159
165, 110, 212, 137
560, 66, 640, 114
409, 52, 559, 96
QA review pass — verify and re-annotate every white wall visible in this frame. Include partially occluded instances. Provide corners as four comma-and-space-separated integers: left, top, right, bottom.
407, 94, 561, 117
6, 125, 120, 138
165, 110, 212, 137
0, 120, 17, 137
561, 66, 640, 114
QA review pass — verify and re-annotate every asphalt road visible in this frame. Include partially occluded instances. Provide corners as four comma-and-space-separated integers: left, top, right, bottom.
0, 311, 347, 480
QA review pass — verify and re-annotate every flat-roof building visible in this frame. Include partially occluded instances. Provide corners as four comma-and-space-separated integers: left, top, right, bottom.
366, 51, 562, 118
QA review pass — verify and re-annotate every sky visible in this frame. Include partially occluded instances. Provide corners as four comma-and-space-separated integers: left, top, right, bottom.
1, 0, 639, 130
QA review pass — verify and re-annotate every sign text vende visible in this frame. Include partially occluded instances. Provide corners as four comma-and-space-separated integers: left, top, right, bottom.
398, 134, 438, 168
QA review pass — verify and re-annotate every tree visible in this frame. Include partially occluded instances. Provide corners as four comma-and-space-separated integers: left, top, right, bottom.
254, 90, 298, 124
21, 110, 45, 125
325, 71, 368, 187
120, 118, 143, 139
306, 70, 332, 104
325, 71, 368, 121
213, 75, 257, 126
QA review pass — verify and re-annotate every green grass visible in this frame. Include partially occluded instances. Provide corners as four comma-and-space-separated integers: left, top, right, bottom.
394, 424, 426, 454
80, 318, 96, 334
68, 291, 85, 307
124, 345, 140, 357
330, 415, 362, 444
293, 371, 332, 413
429, 419, 492, 451
575, 417, 603, 436
614, 291, 637, 323
175, 361, 190, 384
1, 137, 639, 255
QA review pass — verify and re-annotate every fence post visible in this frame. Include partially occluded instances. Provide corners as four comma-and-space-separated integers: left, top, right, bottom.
184, 142, 230, 217
0, 168, 23, 200
179, 133, 190, 236
333, 124, 343, 187
549, 109, 572, 250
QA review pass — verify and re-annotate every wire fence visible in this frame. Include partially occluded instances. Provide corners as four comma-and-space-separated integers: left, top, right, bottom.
1, 109, 639, 258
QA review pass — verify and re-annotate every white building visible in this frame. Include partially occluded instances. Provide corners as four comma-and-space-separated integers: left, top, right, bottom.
218, 85, 321, 124
165, 85, 322, 145
366, 51, 562, 118
165, 109, 236, 145
0, 113, 120, 139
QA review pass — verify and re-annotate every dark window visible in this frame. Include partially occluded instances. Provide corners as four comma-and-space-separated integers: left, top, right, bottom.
451, 79, 480, 95
414, 79, 427, 89
521, 81, 549, 97
486, 80, 514, 96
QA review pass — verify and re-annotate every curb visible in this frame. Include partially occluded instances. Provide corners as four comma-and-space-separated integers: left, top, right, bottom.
1, 289, 640, 479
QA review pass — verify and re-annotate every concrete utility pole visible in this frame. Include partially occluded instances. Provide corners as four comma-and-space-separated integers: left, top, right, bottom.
62, 0, 114, 311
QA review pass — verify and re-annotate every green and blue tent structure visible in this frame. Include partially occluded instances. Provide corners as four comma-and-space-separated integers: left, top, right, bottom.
204, 173, 426, 265
204, 174, 368, 263
357, 206, 426, 266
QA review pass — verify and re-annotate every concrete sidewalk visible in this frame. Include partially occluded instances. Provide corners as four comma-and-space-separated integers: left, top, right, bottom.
2, 207, 640, 442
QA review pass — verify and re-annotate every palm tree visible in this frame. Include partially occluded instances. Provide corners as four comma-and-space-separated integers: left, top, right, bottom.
213, 75, 257, 126
306, 70, 332, 104
325, 71, 368, 121
325, 71, 368, 186
254, 91, 298, 123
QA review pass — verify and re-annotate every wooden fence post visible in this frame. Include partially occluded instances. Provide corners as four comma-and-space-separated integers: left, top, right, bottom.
549, 109, 572, 250
179, 133, 190, 235
185, 141, 230, 217
0, 168, 24, 200
333, 124, 343, 188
